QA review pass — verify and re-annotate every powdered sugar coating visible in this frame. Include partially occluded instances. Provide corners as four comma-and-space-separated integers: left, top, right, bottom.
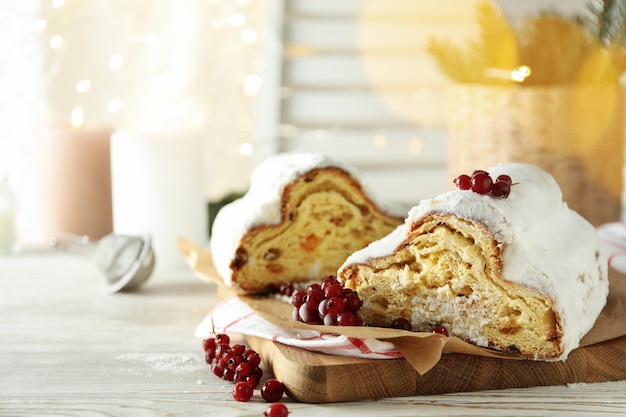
210, 151, 407, 286
339, 163, 609, 358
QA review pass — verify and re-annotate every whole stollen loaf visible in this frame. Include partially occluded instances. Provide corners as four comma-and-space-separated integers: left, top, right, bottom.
210, 151, 406, 294
338, 163, 609, 360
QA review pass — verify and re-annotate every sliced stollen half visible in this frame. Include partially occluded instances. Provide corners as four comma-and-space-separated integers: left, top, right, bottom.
338, 163, 609, 360
210, 152, 406, 294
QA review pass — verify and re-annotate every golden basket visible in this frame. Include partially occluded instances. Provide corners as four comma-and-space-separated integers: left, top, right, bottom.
447, 84, 625, 226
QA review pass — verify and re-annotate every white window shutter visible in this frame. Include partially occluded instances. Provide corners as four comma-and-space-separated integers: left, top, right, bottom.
254, 0, 462, 206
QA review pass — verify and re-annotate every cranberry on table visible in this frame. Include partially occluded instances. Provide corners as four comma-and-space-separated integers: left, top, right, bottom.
246, 366, 263, 388
264, 402, 289, 417
232, 381, 254, 402
243, 349, 261, 368
202, 332, 265, 387
233, 362, 252, 382
261, 378, 285, 403
201, 331, 287, 404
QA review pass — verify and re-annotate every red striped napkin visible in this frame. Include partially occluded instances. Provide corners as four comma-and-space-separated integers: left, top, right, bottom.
195, 297, 402, 359
598, 222, 626, 273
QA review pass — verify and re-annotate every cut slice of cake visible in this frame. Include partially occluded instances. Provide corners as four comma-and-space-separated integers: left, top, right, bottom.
338, 163, 609, 360
210, 152, 406, 294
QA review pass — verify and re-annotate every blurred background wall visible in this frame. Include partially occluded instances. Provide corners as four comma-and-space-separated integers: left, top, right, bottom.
2, 0, 615, 255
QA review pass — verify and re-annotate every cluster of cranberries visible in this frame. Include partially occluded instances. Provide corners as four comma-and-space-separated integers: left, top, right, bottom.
454, 170, 513, 198
203, 333, 263, 388
202, 334, 289, 416
281, 277, 364, 326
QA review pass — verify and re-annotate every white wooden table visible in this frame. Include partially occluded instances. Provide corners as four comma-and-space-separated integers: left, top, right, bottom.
1, 249, 625, 417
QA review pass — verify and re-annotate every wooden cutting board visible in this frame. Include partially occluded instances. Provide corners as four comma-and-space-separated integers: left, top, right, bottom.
247, 334, 626, 403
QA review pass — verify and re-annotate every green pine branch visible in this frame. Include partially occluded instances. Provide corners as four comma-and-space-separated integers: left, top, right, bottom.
584, 0, 626, 46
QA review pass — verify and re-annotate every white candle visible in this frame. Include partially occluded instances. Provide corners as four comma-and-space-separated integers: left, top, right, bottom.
0, 178, 17, 253
110, 131, 207, 271
35, 123, 114, 242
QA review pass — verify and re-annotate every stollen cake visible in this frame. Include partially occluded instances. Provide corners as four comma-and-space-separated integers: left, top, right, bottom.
210, 152, 406, 294
337, 163, 609, 360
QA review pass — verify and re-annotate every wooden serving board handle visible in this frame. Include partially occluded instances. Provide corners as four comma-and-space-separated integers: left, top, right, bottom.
247, 335, 626, 403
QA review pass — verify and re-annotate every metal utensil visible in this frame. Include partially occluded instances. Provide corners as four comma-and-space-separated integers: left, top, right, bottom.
49, 233, 155, 293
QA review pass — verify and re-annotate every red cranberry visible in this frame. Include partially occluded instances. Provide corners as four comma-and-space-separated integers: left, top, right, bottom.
233, 362, 252, 382
391, 318, 412, 331
343, 292, 362, 312
317, 299, 330, 317
232, 381, 254, 402
323, 313, 337, 326
471, 172, 493, 194
279, 282, 295, 296
453, 174, 472, 190
261, 379, 285, 403
307, 283, 322, 293
496, 174, 512, 185
305, 288, 325, 310
211, 364, 222, 378
243, 350, 261, 368
336, 311, 359, 326
321, 276, 340, 290
215, 333, 230, 345
291, 290, 306, 308
246, 366, 263, 388
324, 282, 344, 299
214, 343, 230, 359
202, 337, 216, 351
264, 403, 289, 417
204, 348, 216, 363
298, 303, 321, 324
491, 181, 511, 198
433, 325, 449, 337
230, 344, 246, 356
222, 366, 236, 381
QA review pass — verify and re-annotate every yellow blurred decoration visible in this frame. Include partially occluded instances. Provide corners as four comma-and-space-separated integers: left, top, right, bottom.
426, 1, 518, 85
429, 0, 626, 225
428, 1, 626, 87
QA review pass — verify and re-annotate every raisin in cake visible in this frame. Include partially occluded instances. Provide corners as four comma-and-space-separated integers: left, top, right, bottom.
210, 152, 406, 294
337, 163, 609, 360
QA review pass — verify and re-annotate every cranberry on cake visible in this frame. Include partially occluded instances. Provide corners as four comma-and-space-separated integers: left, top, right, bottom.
210, 152, 406, 294
337, 163, 609, 360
